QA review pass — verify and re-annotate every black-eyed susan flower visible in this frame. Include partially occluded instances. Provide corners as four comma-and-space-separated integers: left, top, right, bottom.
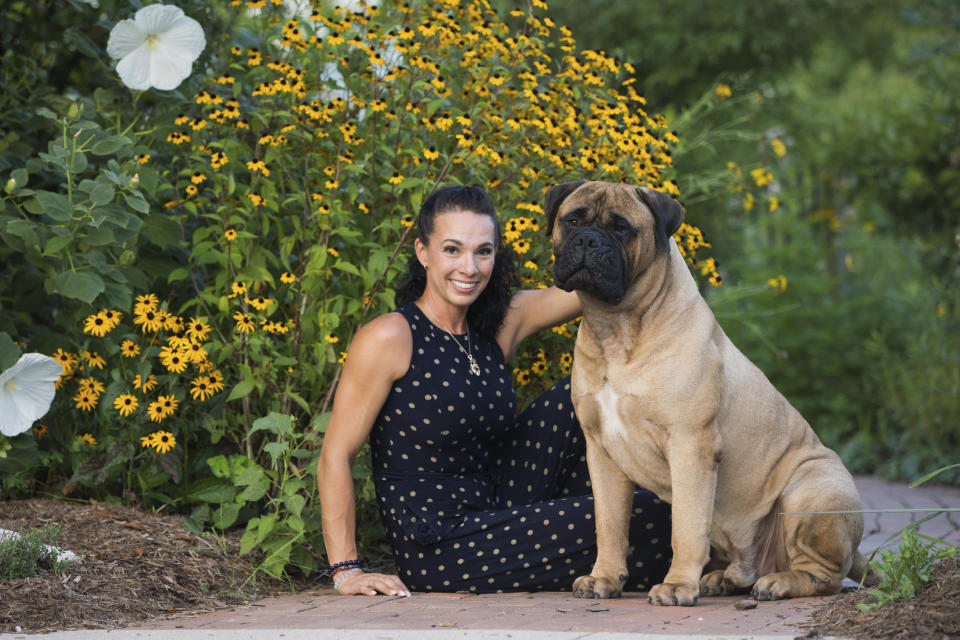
207, 370, 225, 393
137, 154, 151, 164
134, 308, 164, 333
100, 309, 122, 328
77, 377, 106, 397
140, 433, 156, 447
233, 311, 255, 334
83, 313, 111, 337
513, 368, 531, 386
210, 151, 228, 169
33, 423, 48, 438
388, 172, 403, 185
147, 401, 166, 423
132, 373, 158, 393
74, 391, 98, 411
76, 433, 97, 446
186, 317, 212, 342
185, 341, 207, 363
229, 282, 247, 298
135, 293, 159, 313
157, 394, 178, 418
324, 333, 339, 344
531, 361, 547, 376
152, 431, 176, 454
280, 272, 296, 284
512, 239, 531, 254
224, 229, 237, 242
247, 193, 265, 207
159, 347, 189, 374
245, 296, 274, 311
190, 376, 215, 401
113, 394, 139, 417
82, 351, 106, 370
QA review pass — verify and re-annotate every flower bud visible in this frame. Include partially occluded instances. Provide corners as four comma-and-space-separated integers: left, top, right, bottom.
130, 173, 140, 186
4, 178, 15, 194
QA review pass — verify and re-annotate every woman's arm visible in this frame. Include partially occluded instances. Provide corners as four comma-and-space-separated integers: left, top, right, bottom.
496, 286, 582, 360
316, 312, 412, 595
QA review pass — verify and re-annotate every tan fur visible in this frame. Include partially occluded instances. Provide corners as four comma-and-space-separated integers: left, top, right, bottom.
553, 182, 870, 606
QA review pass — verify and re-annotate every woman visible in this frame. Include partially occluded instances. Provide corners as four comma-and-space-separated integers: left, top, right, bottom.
317, 185, 671, 596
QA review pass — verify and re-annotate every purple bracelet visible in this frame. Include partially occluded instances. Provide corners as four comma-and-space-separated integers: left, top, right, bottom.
327, 559, 364, 575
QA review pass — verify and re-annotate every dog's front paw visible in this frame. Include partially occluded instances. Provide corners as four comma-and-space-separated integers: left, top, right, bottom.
572, 574, 623, 599
648, 581, 699, 606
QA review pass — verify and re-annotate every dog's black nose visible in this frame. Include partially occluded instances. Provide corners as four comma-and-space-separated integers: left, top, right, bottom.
573, 232, 601, 250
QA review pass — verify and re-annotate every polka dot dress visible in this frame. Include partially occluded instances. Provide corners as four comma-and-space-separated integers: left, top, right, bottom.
369, 303, 672, 593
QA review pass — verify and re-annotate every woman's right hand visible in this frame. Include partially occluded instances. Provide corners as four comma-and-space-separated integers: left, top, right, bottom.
334, 570, 411, 597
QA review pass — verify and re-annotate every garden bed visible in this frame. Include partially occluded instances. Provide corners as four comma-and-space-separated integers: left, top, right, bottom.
802, 559, 959, 639
0, 498, 302, 633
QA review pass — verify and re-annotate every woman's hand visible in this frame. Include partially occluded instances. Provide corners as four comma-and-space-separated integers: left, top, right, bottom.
334, 570, 411, 597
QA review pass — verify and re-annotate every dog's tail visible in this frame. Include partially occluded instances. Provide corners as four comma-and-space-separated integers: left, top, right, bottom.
847, 551, 881, 587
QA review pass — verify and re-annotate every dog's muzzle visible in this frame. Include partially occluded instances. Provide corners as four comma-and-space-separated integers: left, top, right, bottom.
554, 227, 627, 304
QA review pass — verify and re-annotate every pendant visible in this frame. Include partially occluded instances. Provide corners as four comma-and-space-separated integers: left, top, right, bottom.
468, 355, 481, 376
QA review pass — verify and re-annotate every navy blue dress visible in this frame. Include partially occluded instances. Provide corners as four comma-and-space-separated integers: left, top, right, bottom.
369, 302, 672, 593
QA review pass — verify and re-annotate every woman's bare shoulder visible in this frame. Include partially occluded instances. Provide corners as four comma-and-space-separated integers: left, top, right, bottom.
346, 312, 413, 379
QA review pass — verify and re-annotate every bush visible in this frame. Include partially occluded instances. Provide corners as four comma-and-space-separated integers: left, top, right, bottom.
2, 0, 722, 579
0, 524, 72, 581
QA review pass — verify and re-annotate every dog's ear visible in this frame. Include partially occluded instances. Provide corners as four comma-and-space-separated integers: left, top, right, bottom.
636, 187, 685, 253
544, 181, 587, 237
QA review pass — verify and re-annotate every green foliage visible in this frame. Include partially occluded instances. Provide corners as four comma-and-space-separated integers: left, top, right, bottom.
857, 527, 958, 612
0, 524, 73, 580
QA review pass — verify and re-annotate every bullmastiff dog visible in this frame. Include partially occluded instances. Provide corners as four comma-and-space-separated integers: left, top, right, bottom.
546, 180, 872, 606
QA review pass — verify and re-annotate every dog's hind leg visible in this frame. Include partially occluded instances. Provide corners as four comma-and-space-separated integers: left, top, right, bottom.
751, 466, 863, 600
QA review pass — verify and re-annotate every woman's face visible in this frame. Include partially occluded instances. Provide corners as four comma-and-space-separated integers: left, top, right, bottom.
415, 209, 497, 310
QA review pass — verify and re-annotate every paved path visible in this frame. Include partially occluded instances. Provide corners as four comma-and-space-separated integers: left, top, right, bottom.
4, 476, 958, 640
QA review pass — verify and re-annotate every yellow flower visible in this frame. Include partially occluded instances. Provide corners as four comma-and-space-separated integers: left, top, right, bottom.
531, 361, 547, 376
423, 146, 439, 160
147, 402, 166, 423
137, 154, 151, 164
135, 293, 160, 311
74, 391, 98, 411
134, 308, 164, 333
324, 333, 339, 344
248, 193, 265, 207
83, 313, 111, 337
132, 373, 158, 393
113, 394, 139, 417
78, 377, 106, 397
210, 151, 229, 169
157, 394, 178, 417
233, 311, 255, 334
388, 172, 404, 185
140, 433, 156, 447
185, 184, 198, 196
76, 433, 97, 446
229, 281, 247, 298
207, 370, 225, 393
224, 229, 237, 242
768, 196, 779, 212
152, 431, 176, 454
512, 239, 531, 254
159, 347, 189, 374
767, 275, 788, 292
83, 351, 106, 370
245, 296, 274, 311
246, 160, 271, 177
715, 84, 732, 98
328, 247, 339, 257
513, 368, 531, 386
190, 376, 215, 401
750, 167, 774, 187
33, 423, 48, 438
186, 317, 212, 342
771, 138, 787, 158
280, 272, 296, 284
400, 215, 414, 228
100, 309, 122, 329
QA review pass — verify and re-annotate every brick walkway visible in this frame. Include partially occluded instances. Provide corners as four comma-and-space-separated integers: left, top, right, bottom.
135, 475, 959, 638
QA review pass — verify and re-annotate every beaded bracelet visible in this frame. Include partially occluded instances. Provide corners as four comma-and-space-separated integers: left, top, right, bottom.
326, 559, 364, 575
333, 567, 363, 593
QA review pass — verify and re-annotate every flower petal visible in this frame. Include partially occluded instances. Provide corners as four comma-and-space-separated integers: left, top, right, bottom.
116, 42, 155, 91
107, 18, 147, 60
157, 14, 206, 60
134, 4, 187, 34
0, 354, 60, 437
147, 41, 194, 91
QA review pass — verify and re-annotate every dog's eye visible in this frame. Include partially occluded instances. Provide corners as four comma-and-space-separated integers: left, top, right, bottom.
565, 217, 579, 229
612, 220, 633, 235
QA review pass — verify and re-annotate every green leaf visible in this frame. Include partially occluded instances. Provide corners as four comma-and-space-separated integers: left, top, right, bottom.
264, 441, 289, 467
168, 268, 190, 283
43, 236, 72, 256
239, 521, 259, 555
333, 259, 360, 276
5, 219, 39, 248
125, 194, 150, 214
34, 191, 75, 222
142, 214, 181, 249
212, 503, 241, 529
89, 183, 115, 207
310, 412, 332, 434
91, 135, 131, 156
0, 332, 20, 371
184, 477, 237, 504
227, 378, 255, 401
238, 481, 268, 502
11, 169, 28, 189
283, 493, 306, 518
250, 412, 293, 437
56, 271, 104, 303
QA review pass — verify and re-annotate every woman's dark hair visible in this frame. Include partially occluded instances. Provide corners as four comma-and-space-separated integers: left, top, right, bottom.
395, 185, 518, 341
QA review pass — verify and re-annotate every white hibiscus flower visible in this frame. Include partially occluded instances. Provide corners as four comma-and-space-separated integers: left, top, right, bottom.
107, 4, 206, 91
0, 353, 63, 437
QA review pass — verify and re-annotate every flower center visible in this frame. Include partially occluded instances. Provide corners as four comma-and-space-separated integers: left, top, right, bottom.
5, 381, 17, 391
146, 33, 160, 51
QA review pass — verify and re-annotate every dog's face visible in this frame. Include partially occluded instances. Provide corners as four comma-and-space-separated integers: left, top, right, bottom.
546, 181, 685, 304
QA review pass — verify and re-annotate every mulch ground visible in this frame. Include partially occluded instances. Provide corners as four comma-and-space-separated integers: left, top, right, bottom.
0, 498, 308, 633
1, 499, 958, 638
801, 559, 960, 640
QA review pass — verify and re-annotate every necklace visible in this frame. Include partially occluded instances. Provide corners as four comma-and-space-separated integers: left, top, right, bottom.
419, 303, 481, 376
444, 327, 481, 376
